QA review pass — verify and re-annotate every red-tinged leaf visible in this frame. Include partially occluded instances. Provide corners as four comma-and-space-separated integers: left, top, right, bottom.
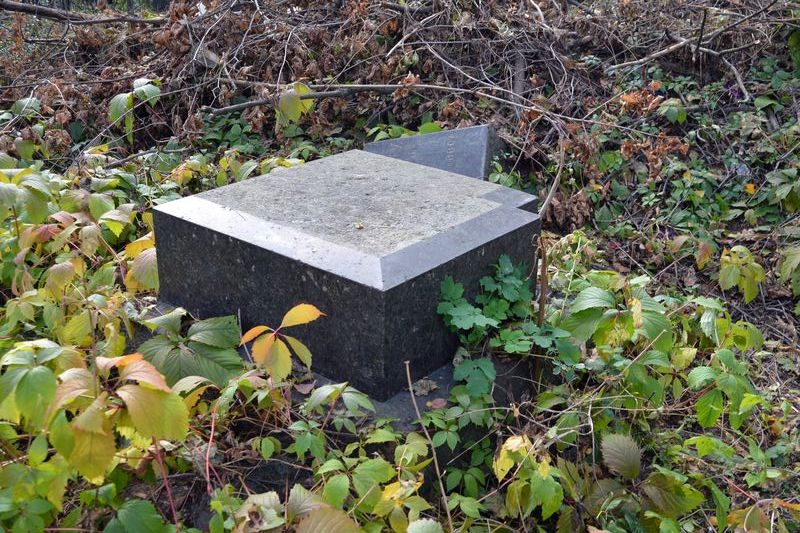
50, 211, 76, 227
95, 353, 142, 373
280, 304, 325, 329
241, 325, 270, 345
284, 335, 312, 368
48, 368, 96, 417
119, 359, 170, 392
252, 333, 276, 365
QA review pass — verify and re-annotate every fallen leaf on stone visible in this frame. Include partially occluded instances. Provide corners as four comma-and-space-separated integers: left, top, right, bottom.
412, 379, 438, 396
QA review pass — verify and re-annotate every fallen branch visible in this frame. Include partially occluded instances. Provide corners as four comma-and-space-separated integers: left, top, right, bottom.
606, 36, 695, 72
0, 0, 165, 25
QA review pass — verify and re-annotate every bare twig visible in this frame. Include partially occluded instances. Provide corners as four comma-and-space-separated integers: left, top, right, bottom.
404, 361, 453, 532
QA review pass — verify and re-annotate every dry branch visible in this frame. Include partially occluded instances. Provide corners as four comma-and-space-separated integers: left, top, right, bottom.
0, 0, 164, 25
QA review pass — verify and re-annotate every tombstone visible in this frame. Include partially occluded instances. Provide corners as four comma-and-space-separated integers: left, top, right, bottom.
363, 124, 504, 179
153, 150, 539, 400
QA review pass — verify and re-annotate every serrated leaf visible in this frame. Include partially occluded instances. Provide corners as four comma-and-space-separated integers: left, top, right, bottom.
264, 338, 292, 380
88, 193, 115, 220
287, 483, 327, 523
132, 82, 160, 106
116, 384, 188, 440
187, 315, 240, 348
111, 499, 168, 533
696, 388, 723, 427
284, 335, 312, 368
687, 366, 718, 389
118, 359, 170, 392
280, 303, 325, 328
642, 473, 704, 518
601, 433, 641, 479
130, 248, 159, 291
139, 336, 243, 387
322, 474, 350, 509
241, 325, 270, 345
109, 93, 133, 124
295, 507, 360, 533
46, 261, 75, 296
407, 519, 444, 533
571, 287, 616, 313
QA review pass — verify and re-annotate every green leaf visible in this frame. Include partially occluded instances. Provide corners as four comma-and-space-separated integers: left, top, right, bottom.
407, 519, 444, 533
570, 287, 616, 313
107, 499, 169, 533
601, 433, 641, 479
116, 384, 188, 441
187, 316, 240, 348
440, 276, 464, 301
109, 93, 133, 124
322, 474, 350, 508
718, 264, 740, 291
642, 311, 673, 353
687, 366, 718, 389
16, 366, 57, 430
132, 81, 161, 106
62, 310, 93, 347
11, 97, 41, 116
696, 388, 723, 427
284, 335, 312, 368
88, 193, 115, 220
139, 336, 243, 387
561, 307, 605, 343
352, 457, 394, 498
641, 472, 704, 518
779, 246, 800, 284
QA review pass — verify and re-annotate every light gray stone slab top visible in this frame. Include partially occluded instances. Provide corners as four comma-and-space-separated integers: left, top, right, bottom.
155, 150, 539, 290
199, 151, 502, 256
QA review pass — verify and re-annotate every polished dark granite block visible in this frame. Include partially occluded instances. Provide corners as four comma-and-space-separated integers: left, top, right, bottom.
363, 124, 504, 179
153, 150, 539, 400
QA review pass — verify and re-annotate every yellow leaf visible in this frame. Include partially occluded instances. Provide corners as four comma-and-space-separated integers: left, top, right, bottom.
116, 384, 188, 441
265, 338, 293, 380
284, 335, 312, 368
125, 232, 155, 258
46, 261, 75, 296
493, 447, 515, 481
70, 426, 116, 481
629, 298, 643, 329
241, 325, 270, 345
744, 182, 757, 195
280, 304, 325, 329
252, 333, 276, 365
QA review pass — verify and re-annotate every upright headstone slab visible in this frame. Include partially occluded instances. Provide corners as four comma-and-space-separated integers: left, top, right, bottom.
153, 151, 539, 400
363, 124, 504, 179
